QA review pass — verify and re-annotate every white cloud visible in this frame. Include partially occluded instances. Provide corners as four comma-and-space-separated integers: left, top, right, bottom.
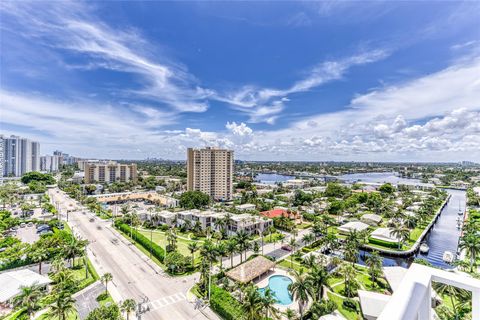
217, 49, 389, 123
225, 122, 253, 136
0, 1, 212, 113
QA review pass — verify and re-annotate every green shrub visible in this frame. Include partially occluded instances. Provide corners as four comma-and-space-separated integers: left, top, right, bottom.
115, 222, 165, 262
368, 237, 400, 249
209, 285, 243, 320
342, 298, 357, 311
96, 292, 109, 302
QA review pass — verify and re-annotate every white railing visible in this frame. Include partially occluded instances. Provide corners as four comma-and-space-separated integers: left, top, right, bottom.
378, 263, 480, 320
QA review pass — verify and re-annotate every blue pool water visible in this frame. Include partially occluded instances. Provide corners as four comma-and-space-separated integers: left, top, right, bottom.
258, 275, 293, 305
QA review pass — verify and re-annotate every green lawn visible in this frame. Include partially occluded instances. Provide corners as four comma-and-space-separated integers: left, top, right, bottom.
277, 259, 307, 273
327, 292, 361, 320
137, 229, 195, 258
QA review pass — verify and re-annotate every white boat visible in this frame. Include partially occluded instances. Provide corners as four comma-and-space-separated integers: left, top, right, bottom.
443, 251, 454, 263
419, 243, 429, 254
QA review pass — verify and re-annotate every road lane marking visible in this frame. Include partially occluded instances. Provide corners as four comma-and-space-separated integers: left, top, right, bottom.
147, 293, 187, 311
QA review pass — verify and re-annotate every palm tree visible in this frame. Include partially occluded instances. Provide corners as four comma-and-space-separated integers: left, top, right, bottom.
289, 237, 297, 269
339, 263, 358, 298
288, 270, 313, 319
365, 251, 383, 287
52, 269, 76, 294
216, 242, 227, 270
390, 223, 410, 249
260, 287, 280, 319
284, 308, 298, 320
101, 273, 113, 294
459, 232, 480, 272
343, 241, 359, 265
302, 233, 314, 246
51, 257, 66, 274
433, 282, 471, 320
200, 240, 218, 300
30, 248, 48, 274
12, 284, 43, 319
188, 242, 198, 267
235, 230, 250, 262
306, 265, 330, 302
225, 239, 237, 268
241, 284, 263, 320
47, 292, 77, 320
121, 299, 137, 320
303, 254, 317, 269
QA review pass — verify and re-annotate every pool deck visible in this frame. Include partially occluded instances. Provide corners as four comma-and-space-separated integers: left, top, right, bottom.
254, 269, 298, 312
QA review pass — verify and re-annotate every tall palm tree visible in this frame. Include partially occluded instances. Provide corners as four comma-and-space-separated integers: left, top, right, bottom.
225, 239, 237, 268
188, 242, 198, 267
241, 284, 263, 320
365, 251, 383, 287
200, 240, 218, 301
52, 269, 76, 294
30, 248, 48, 274
12, 284, 43, 319
121, 299, 137, 320
260, 287, 280, 319
343, 241, 359, 265
101, 273, 113, 294
288, 270, 313, 319
306, 265, 330, 302
216, 242, 227, 270
235, 230, 250, 262
459, 232, 480, 272
289, 237, 297, 269
47, 292, 77, 320
339, 263, 358, 298
390, 223, 410, 249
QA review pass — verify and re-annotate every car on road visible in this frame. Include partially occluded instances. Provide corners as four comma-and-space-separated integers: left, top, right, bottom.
89, 218, 95, 222
281, 244, 292, 251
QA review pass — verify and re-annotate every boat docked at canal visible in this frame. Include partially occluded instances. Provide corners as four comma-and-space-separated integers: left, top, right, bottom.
443, 251, 454, 263
420, 243, 429, 254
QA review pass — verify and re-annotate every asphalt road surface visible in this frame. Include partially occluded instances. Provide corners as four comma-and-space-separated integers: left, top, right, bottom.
49, 188, 215, 320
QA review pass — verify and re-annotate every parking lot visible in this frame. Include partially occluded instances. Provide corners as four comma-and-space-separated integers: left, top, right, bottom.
15, 224, 39, 244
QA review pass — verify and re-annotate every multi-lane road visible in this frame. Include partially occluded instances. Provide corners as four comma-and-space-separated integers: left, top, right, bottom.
48, 188, 216, 320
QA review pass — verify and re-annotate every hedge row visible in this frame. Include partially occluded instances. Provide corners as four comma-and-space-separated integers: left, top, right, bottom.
368, 237, 400, 249
210, 285, 243, 320
115, 222, 165, 263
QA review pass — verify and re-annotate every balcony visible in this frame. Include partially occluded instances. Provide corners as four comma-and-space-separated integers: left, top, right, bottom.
378, 263, 480, 320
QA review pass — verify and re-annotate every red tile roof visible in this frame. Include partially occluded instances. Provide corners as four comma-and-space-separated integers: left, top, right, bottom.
259, 209, 293, 219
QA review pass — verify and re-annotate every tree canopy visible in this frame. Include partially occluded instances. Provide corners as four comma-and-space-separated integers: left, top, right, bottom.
21, 172, 55, 185
179, 191, 210, 209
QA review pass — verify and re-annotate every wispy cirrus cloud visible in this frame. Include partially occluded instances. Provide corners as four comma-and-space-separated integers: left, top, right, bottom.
216, 49, 389, 124
0, 1, 213, 113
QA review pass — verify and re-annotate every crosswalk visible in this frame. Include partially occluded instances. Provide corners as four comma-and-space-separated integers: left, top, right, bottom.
147, 292, 187, 311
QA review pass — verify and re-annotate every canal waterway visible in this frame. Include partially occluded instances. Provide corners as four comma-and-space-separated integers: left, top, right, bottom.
256, 173, 295, 184
258, 172, 465, 269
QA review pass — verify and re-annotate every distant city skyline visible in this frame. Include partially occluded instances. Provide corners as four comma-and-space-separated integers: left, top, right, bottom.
1, 1, 479, 161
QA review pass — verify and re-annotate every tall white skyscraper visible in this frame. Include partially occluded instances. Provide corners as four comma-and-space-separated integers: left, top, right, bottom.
187, 147, 233, 201
1, 135, 41, 177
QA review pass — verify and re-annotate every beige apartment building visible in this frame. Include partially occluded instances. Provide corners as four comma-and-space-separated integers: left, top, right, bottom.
187, 147, 233, 201
84, 161, 138, 184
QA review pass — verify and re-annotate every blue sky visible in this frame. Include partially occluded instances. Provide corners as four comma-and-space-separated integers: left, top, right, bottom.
1, 1, 479, 161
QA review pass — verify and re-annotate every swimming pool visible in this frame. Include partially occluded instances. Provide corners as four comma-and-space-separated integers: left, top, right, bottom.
258, 275, 293, 305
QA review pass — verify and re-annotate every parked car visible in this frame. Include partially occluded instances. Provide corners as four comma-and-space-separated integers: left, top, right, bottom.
20, 223, 26, 228
38, 229, 53, 235
281, 244, 292, 251
27, 222, 34, 227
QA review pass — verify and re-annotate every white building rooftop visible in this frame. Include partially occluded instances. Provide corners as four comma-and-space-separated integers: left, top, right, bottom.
0, 269, 51, 303
370, 228, 400, 243
361, 213, 382, 226
337, 221, 370, 234
358, 290, 391, 320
